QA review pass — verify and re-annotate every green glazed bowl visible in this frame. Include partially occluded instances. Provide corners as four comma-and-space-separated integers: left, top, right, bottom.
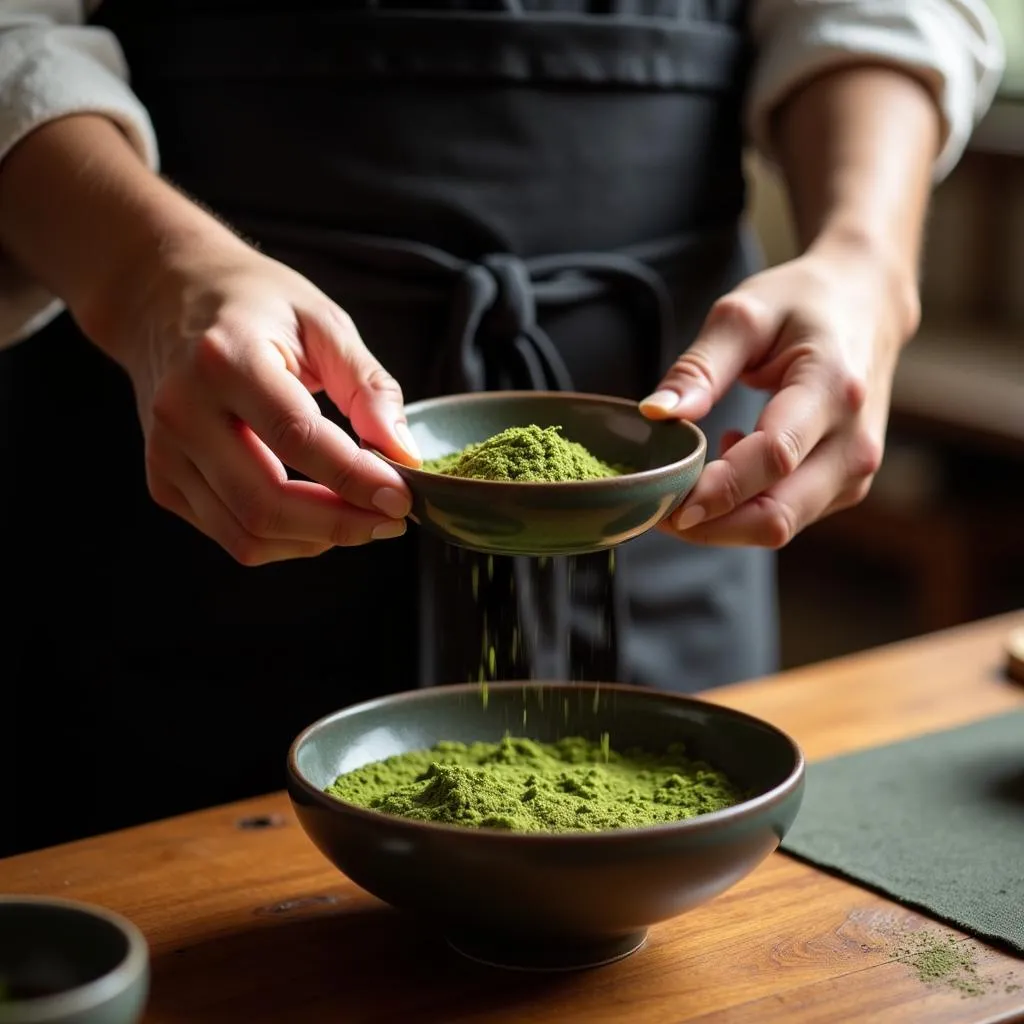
0, 898, 148, 1024
373, 391, 706, 556
287, 682, 804, 972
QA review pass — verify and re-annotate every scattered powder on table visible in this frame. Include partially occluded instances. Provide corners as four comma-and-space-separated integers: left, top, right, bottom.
325, 734, 744, 833
422, 424, 621, 482
890, 928, 1020, 998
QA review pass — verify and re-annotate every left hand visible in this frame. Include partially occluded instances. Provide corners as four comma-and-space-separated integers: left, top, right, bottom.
640, 244, 919, 548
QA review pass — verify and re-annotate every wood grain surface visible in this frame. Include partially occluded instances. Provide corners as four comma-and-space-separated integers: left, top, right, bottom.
2, 612, 1022, 1023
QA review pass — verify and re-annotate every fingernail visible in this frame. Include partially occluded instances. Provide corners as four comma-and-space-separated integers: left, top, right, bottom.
372, 487, 411, 519
372, 520, 407, 541
640, 390, 680, 414
394, 421, 422, 462
674, 504, 705, 531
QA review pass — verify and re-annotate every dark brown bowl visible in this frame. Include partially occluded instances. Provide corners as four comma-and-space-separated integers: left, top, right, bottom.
286, 682, 804, 971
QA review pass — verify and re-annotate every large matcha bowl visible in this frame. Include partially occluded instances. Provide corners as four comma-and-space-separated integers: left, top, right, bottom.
371, 391, 706, 557
286, 682, 804, 972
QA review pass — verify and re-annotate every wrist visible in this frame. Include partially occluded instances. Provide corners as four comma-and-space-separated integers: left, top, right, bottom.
79, 212, 247, 366
771, 64, 938, 351
66, 174, 247, 363
806, 219, 922, 344
0, 114, 245, 362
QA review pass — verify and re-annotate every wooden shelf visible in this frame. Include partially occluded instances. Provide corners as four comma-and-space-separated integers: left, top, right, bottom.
891, 321, 1024, 449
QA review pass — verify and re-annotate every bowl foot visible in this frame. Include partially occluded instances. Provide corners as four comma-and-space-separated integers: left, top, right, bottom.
446, 929, 648, 972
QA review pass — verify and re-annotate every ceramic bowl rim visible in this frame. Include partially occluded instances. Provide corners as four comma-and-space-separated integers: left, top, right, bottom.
286, 681, 805, 844
370, 391, 708, 488
0, 896, 148, 1024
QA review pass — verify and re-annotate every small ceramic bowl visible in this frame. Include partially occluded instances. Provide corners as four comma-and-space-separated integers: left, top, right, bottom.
0, 898, 148, 1024
373, 391, 706, 557
287, 682, 804, 972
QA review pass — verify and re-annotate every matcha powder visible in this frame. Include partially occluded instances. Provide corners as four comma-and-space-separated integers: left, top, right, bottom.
326, 735, 744, 833
890, 929, 1020, 999
423, 425, 620, 482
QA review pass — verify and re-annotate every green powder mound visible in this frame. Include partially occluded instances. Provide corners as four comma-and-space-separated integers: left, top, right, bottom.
422, 425, 620, 482
325, 734, 745, 833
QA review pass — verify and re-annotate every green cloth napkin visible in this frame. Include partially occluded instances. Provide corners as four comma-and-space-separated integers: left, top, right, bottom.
781, 709, 1024, 954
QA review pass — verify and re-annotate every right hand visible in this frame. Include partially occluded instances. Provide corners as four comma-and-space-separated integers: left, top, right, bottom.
93, 235, 422, 566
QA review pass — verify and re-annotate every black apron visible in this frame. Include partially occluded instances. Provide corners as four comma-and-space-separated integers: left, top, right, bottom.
2, 0, 777, 855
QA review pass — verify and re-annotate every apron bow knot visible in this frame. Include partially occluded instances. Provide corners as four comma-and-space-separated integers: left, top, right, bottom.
446, 248, 677, 395
449, 253, 575, 393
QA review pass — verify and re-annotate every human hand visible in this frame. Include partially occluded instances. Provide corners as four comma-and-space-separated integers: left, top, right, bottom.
96, 236, 421, 565
640, 245, 919, 547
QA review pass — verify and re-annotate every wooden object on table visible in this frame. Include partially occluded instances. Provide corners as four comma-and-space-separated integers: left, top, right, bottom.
1, 613, 1022, 1023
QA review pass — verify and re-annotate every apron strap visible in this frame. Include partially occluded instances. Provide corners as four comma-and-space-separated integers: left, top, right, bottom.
244, 221, 691, 393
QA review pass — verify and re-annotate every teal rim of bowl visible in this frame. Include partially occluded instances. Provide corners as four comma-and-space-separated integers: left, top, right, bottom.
370, 391, 708, 487
0, 896, 148, 1024
287, 681, 805, 844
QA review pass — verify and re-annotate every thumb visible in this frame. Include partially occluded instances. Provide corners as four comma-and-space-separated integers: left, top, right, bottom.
301, 305, 422, 467
640, 292, 781, 421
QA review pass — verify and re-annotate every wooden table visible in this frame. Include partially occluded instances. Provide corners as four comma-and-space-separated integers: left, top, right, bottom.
3, 614, 1023, 1023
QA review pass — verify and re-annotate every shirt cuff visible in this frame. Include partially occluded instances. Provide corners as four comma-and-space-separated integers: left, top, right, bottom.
746, 2, 1005, 182
0, 25, 158, 347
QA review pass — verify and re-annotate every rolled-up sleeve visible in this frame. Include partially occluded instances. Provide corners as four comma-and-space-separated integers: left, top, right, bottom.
747, 0, 1007, 181
0, 1, 158, 347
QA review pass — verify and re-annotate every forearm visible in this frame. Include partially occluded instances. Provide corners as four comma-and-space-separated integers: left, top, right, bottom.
771, 65, 941, 328
0, 113, 241, 356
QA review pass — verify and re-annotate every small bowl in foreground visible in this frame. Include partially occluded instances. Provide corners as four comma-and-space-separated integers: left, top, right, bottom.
374, 391, 706, 557
0, 897, 148, 1024
287, 681, 804, 972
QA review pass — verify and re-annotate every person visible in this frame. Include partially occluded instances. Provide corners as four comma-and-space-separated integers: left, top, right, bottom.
0, 1, 1003, 856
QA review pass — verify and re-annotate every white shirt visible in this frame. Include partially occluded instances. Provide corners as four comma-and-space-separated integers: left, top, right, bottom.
0, 0, 1006, 347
